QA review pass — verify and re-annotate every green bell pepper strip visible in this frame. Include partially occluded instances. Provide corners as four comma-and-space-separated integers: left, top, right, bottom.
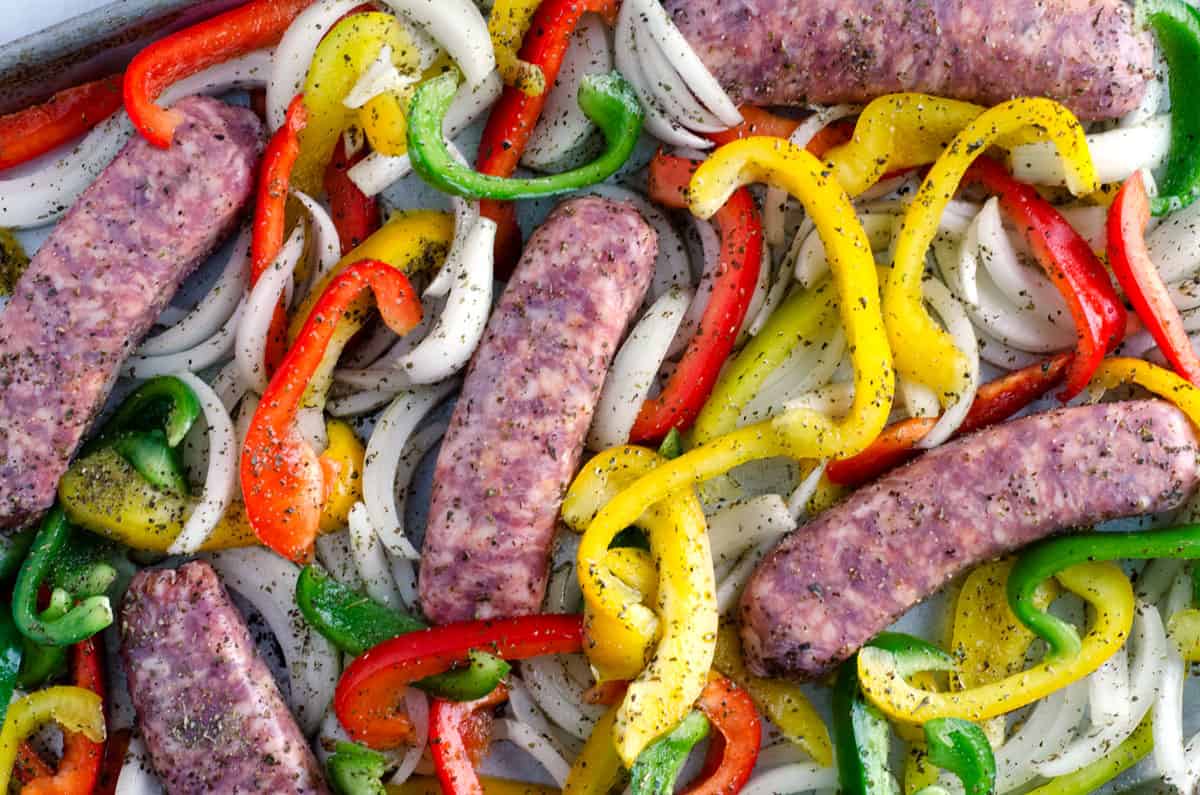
108, 430, 190, 496
1008, 524, 1200, 660
0, 528, 35, 582
84, 375, 201, 450
408, 71, 643, 201
15, 637, 66, 689
0, 607, 22, 727
918, 718, 997, 795
1138, 0, 1200, 215
1026, 715, 1153, 795
327, 741, 388, 795
295, 566, 510, 701
12, 507, 114, 647
629, 710, 710, 795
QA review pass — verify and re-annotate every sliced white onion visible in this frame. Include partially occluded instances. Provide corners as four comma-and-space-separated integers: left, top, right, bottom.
716, 540, 774, 614
269, 0, 364, 128
347, 501, 404, 609
669, 217, 721, 358
335, 368, 417, 392
588, 286, 692, 450
747, 255, 793, 338
706, 494, 792, 568
917, 277, 978, 449
349, 71, 502, 196
897, 379, 939, 420
343, 45, 418, 110
975, 325, 1048, 371
236, 224, 306, 394
316, 530, 366, 590
122, 301, 243, 378
292, 189, 342, 290
115, 734, 164, 795
392, 420, 449, 607
209, 548, 339, 735
992, 679, 1088, 793
793, 211, 896, 288
426, 162, 482, 299
1154, 571, 1194, 792
520, 656, 603, 740
211, 360, 247, 412
388, 688, 431, 786
507, 676, 581, 758
363, 381, 458, 558
522, 14, 612, 171
783, 382, 855, 418
493, 719, 573, 787
138, 225, 251, 357
740, 326, 844, 427
742, 765, 837, 795
166, 374, 237, 554
376, 0, 494, 87
634, 24, 726, 134
1010, 115, 1171, 188
328, 387, 409, 417
737, 244, 771, 342
973, 199, 1068, 318
397, 219, 496, 383
787, 462, 828, 522
1149, 198, 1200, 284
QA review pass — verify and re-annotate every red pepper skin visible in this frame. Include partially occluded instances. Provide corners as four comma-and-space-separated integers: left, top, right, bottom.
476, 0, 620, 277
429, 684, 510, 795
334, 614, 583, 750
965, 157, 1126, 400
632, 151, 764, 442
0, 74, 123, 171
21, 638, 106, 795
94, 728, 132, 795
123, 0, 314, 148
826, 353, 1072, 488
241, 259, 422, 563
1109, 172, 1200, 385
325, 137, 380, 254
684, 676, 761, 795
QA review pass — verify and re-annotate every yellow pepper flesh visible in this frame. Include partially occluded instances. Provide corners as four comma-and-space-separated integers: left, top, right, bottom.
859, 562, 1133, 724
562, 706, 623, 795
886, 98, 1097, 406
487, 0, 546, 94
390, 776, 559, 795
1092, 357, 1200, 428
0, 686, 106, 793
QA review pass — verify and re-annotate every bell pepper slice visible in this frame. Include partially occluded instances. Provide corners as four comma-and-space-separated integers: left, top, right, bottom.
833, 652, 900, 795
410, 70, 641, 201
1109, 170, 1200, 384
123, 0, 313, 148
629, 711, 710, 795
241, 259, 422, 562
0, 74, 123, 171
965, 157, 1124, 399
429, 684, 511, 795
0, 529, 36, 583
83, 374, 201, 453
631, 152, 763, 442
887, 100, 1098, 406
392, 776, 559, 795
0, 607, 20, 729
563, 705, 623, 795
711, 624, 832, 766
1023, 714, 1153, 795
328, 740, 389, 795
487, 0, 548, 94
296, 565, 509, 701
858, 562, 1133, 724
684, 674, 761, 795
918, 718, 997, 795
1137, 0, 1200, 215
325, 136, 381, 255
706, 106, 801, 146
476, 0, 619, 274
334, 615, 582, 749
825, 353, 1071, 487
0, 686, 105, 794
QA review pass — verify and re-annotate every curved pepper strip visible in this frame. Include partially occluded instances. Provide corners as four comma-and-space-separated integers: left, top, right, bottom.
1024, 714, 1153, 795
561, 446, 718, 766
631, 152, 763, 442
334, 615, 583, 750
563, 705, 623, 795
429, 684, 510, 795
683, 674, 761, 795
476, 0, 619, 274
325, 136, 380, 255
858, 562, 1133, 724
886, 99, 1097, 406
0, 74, 122, 171
629, 711, 709, 795
241, 259, 422, 562
577, 138, 893, 598
123, 0, 313, 148
1091, 357, 1200, 424
487, 0, 547, 94
410, 71, 642, 201
394, 776, 559, 795
0, 686, 105, 793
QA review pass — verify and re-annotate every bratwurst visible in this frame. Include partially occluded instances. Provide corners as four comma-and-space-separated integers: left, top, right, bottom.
663, 0, 1155, 121
420, 197, 656, 623
0, 95, 261, 529
740, 400, 1200, 680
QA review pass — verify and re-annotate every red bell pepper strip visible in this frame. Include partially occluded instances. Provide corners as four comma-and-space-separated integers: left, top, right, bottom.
684, 675, 761, 795
20, 637, 106, 795
252, 93, 308, 375
826, 352, 1072, 487
334, 614, 583, 750
476, 0, 619, 277
964, 157, 1126, 400
430, 684, 511, 795
123, 0, 314, 148
325, 137, 380, 255
241, 259, 422, 563
1108, 171, 1200, 385
0, 74, 123, 171
630, 151, 764, 443
707, 106, 801, 146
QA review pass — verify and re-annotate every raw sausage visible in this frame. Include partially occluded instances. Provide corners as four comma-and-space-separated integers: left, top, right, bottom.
420, 197, 656, 623
740, 400, 1200, 680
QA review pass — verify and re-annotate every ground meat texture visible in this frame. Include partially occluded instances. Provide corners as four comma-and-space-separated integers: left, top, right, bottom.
740, 400, 1200, 680
663, 0, 1155, 121
0, 95, 261, 530
121, 561, 330, 795
420, 197, 657, 623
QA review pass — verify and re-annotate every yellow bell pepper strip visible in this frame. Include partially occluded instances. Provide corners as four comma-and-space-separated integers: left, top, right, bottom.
1092, 358, 1200, 425
563, 705, 623, 795
390, 776, 559, 795
858, 562, 1134, 724
577, 137, 893, 608
242, 260, 423, 562
319, 419, 367, 532
0, 686, 105, 793
1023, 714, 1153, 795
487, 0, 546, 95
886, 98, 1098, 406
292, 12, 421, 194
1168, 609, 1200, 661
712, 624, 833, 767
561, 446, 718, 767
